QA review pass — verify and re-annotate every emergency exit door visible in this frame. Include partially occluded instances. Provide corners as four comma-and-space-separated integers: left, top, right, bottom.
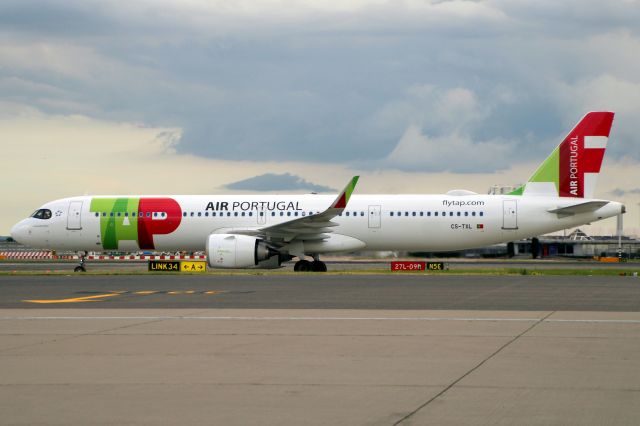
502, 200, 518, 230
67, 201, 83, 230
368, 205, 381, 228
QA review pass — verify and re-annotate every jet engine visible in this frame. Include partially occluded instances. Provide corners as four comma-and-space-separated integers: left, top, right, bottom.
206, 234, 279, 268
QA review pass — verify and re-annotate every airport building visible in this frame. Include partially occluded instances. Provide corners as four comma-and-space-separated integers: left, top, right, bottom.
407, 228, 640, 260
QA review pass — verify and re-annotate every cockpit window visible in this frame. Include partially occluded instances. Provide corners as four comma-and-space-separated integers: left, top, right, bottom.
31, 209, 52, 220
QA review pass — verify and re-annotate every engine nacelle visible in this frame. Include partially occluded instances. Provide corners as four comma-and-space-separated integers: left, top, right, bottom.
206, 234, 278, 269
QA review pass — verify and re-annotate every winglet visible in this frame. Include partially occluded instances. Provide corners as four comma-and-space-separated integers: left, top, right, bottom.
331, 176, 359, 209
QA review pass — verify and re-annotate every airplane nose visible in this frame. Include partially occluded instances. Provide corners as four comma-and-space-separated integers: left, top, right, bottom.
10, 221, 28, 245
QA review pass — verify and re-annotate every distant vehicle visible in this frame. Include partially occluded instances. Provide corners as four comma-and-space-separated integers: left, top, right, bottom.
12, 112, 624, 272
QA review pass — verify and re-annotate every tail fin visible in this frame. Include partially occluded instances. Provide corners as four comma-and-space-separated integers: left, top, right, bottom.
510, 111, 614, 198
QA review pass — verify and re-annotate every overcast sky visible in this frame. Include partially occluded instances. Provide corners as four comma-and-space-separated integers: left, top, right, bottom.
1, 0, 639, 235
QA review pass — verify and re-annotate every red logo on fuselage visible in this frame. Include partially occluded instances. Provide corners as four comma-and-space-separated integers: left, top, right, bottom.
138, 198, 182, 250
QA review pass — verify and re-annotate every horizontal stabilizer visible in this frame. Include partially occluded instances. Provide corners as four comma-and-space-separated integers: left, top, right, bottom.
548, 201, 609, 216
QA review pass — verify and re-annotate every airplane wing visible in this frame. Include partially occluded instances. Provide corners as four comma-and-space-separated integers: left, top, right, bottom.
548, 201, 609, 216
213, 176, 360, 246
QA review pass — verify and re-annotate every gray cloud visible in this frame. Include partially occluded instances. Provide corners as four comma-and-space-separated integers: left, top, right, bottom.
224, 173, 336, 192
1, 0, 639, 172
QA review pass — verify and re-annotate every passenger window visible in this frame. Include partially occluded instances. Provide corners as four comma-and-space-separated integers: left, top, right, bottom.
427, 212, 431, 216
110, 212, 114, 217
183, 212, 187, 217
345, 212, 349, 217
457, 212, 461, 216
234, 212, 238, 217
419, 212, 423, 216
280, 212, 284, 216
472, 212, 476, 216
464, 212, 468, 216
449, 212, 453, 216
287, 212, 291, 216
241, 212, 245, 217
480, 212, 484, 217
117, 212, 121, 217
434, 212, 438, 216
205, 212, 209, 217
190, 212, 194, 217
212, 212, 216, 217
294, 212, 298, 216
95, 212, 99, 217
412, 212, 416, 216
390, 212, 394, 216
271, 212, 275, 216
361, 212, 365, 216
227, 212, 231, 217
103, 212, 107, 217
146, 212, 151, 217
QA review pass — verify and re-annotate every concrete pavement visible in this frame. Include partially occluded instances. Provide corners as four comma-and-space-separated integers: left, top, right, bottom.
2, 309, 640, 425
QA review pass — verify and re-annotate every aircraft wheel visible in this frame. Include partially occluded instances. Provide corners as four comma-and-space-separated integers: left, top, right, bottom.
311, 260, 327, 272
74, 266, 86, 273
294, 260, 312, 272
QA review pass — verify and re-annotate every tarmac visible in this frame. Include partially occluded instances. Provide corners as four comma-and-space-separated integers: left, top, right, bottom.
2, 270, 640, 424
1, 274, 640, 310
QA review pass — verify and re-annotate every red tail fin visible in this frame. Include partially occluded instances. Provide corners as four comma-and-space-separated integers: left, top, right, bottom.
558, 112, 614, 198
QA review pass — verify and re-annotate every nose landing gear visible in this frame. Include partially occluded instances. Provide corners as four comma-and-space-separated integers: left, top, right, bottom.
74, 252, 88, 272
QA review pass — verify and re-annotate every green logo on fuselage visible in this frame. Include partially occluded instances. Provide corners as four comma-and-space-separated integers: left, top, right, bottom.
90, 198, 140, 250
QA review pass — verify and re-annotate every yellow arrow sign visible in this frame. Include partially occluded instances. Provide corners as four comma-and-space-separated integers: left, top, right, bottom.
180, 261, 207, 273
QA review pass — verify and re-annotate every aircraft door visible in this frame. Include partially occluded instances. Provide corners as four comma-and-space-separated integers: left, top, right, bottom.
67, 201, 83, 230
502, 200, 518, 230
368, 205, 381, 228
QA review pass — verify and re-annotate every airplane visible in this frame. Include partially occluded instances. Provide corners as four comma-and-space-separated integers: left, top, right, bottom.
11, 111, 625, 272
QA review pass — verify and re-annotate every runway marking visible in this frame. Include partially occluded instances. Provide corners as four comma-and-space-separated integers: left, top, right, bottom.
22, 293, 122, 304
21, 290, 229, 304
2, 316, 640, 324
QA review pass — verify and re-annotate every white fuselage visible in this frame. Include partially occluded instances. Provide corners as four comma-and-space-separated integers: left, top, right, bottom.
11, 194, 624, 254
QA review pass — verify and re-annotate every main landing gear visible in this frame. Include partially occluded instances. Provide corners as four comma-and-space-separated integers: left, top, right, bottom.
293, 257, 327, 272
74, 251, 88, 272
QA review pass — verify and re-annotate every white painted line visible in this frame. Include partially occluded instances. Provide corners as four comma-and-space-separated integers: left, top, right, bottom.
545, 319, 640, 324
1, 316, 640, 323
